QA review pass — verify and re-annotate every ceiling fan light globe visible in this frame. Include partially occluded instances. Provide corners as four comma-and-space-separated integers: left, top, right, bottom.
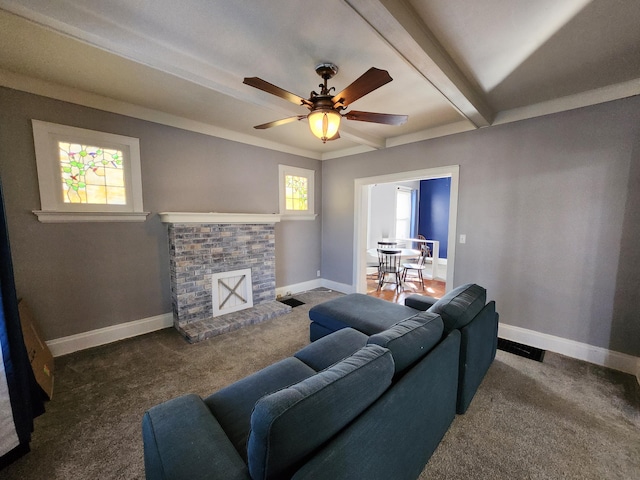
308, 109, 341, 143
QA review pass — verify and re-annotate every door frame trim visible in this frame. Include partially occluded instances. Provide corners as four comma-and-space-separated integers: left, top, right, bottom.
353, 165, 460, 293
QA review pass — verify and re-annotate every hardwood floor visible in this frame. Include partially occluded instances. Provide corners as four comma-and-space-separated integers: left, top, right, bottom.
366, 272, 446, 304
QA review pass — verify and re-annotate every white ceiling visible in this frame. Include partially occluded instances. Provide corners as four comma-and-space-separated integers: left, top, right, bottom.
0, 0, 638, 160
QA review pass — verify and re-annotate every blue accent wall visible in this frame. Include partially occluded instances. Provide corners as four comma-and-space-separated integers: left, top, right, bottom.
419, 178, 450, 258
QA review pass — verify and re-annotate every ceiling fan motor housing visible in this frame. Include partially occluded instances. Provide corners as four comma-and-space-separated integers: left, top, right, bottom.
315, 63, 339, 80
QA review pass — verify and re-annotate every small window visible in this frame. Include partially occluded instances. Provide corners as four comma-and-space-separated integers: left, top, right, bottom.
31, 120, 148, 222
279, 165, 316, 220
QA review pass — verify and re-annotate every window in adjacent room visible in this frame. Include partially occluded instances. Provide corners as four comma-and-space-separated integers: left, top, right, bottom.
31, 120, 148, 222
395, 187, 413, 240
278, 165, 316, 219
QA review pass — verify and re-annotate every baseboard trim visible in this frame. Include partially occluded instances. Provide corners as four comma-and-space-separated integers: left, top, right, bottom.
275, 278, 354, 297
275, 279, 322, 298
46, 279, 343, 357
320, 279, 354, 294
43, 305, 640, 384
498, 323, 640, 378
46, 313, 174, 357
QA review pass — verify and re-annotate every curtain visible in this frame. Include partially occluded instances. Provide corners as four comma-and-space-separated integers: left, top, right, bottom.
0, 177, 44, 469
410, 189, 419, 239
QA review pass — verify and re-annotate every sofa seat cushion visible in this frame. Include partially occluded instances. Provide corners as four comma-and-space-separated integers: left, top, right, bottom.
308, 293, 419, 335
428, 283, 487, 333
294, 327, 368, 372
247, 344, 394, 480
368, 312, 444, 375
204, 357, 316, 461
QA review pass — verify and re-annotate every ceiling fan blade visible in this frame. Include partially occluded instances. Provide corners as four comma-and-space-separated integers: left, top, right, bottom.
253, 115, 306, 130
332, 67, 393, 107
344, 111, 408, 125
244, 77, 311, 107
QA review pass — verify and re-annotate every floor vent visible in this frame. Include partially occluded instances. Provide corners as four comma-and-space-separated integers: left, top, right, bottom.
497, 338, 546, 362
278, 297, 305, 308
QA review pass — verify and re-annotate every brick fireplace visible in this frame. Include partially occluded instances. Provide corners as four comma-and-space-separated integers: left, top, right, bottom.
159, 212, 291, 342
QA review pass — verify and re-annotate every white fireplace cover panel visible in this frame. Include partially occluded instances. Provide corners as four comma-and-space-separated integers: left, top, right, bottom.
212, 268, 253, 317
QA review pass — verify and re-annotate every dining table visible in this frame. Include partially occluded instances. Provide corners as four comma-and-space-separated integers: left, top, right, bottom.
368, 238, 440, 280
367, 247, 421, 260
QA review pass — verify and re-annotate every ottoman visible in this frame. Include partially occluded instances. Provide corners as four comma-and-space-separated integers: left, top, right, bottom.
308, 293, 420, 341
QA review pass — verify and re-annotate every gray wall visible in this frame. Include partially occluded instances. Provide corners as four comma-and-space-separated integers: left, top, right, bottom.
321, 96, 640, 357
0, 87, 321, 340
2, 84, 637, 358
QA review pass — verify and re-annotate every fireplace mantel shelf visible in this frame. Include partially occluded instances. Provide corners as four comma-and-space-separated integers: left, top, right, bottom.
158, 212, 283, 224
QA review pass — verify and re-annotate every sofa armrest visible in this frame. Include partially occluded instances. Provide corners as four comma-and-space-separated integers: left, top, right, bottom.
142, 394, 250, 480
457, 301, 499, 413
404, 294, 438, 311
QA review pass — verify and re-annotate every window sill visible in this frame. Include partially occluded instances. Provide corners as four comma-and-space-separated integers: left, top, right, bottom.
33, 210, 150, 223
280, 213, 318, 221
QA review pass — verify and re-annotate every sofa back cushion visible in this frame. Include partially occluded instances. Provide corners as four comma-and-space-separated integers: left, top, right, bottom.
429, 283, 487, 333
294, 327, 368, 372
247, 344, 394, 480
204, 357, 316, 461
367, 312, 444, 375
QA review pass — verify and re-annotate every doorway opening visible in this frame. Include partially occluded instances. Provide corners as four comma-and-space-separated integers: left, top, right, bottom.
353, 165, 459, 294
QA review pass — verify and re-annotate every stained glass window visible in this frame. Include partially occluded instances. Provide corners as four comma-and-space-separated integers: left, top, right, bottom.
59, 142, 126, 205
32, 120, 147, 223
285, 174, 308, 211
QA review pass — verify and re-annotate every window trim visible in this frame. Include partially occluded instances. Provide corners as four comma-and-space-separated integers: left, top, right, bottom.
31, 120, 148, 223
278, 164, 317, 220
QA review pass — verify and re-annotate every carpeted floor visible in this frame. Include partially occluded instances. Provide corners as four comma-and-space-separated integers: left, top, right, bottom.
3, 288, 639, 479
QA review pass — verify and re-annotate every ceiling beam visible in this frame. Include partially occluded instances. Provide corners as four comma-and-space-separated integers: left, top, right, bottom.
386, 120, 476, 149
338, 125, 387, 150
346, 0, 493, 128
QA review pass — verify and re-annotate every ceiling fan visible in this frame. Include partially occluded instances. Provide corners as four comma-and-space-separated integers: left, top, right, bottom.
243, 63, 408, 143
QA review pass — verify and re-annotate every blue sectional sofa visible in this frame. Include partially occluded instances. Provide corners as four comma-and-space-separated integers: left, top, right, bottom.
309, 283, 499, 414
142, 283, 497, 479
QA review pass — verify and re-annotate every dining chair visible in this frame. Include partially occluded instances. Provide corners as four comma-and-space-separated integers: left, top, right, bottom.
417, 234, 431, 257
401, 245, 430, 290
377, 248, 403, 292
